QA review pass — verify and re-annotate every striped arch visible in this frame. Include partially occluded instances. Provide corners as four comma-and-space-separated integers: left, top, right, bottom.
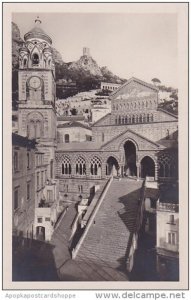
104, 154, 120, 165
139, 155, 157, 178
118, 138, 139, 152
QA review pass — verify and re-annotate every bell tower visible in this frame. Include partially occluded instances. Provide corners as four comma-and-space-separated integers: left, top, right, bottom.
18, 17, 57, 179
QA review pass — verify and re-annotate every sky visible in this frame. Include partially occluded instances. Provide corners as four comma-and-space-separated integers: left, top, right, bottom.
12, 12, 178, 87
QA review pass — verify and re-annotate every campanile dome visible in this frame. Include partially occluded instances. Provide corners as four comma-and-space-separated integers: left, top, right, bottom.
24, 17, 52, 45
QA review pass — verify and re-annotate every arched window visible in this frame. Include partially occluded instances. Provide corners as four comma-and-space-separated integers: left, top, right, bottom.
151, 114, 154, 122
65, 134, 70, 143
76, 156, 86, 175
32, 53, 39, 65
166, 129, 170, 140
125, 116, 128, 124
61, 156, 71, 175
143, 114, 146, 123
23, 58, 27, 67
132, 115, 135, 124
118, 116, 121, 124
115, 117, 118, 125
36, 120, 41, 138
102, 132, 105, 142
90, 156, 102, 176
28, 120, 35, 139
48, 59, 51, 66
147, 114, 150, 122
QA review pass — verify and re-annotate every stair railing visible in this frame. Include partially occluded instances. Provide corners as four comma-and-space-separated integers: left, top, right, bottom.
126, 179, 146, 272
71, 176, 113, 259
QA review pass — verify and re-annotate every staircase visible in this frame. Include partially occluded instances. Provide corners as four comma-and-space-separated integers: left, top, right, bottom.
51, 203, 77, 271
75, 179, 143, 269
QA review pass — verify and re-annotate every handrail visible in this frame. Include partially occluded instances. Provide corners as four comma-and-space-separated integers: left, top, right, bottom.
82, 185, 106, 226
72, 176, 113, 259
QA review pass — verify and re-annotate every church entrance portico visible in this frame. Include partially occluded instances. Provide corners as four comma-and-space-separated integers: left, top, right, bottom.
123, 140, 137, 177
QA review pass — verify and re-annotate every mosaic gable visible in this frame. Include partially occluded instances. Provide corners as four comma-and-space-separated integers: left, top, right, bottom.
101, 128, 164, 151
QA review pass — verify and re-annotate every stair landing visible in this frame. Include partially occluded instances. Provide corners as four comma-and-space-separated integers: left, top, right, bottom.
76, 179, 143, 269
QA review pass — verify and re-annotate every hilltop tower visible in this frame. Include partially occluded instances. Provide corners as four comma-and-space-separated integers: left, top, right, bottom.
18, 17, 57, 179
83, 47, 90, 57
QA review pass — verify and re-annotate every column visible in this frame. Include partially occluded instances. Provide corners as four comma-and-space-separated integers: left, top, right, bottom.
102, 163, 107, 178
155, 162, 158, 181
86, 162, 91, 178
136, 163, 140, 180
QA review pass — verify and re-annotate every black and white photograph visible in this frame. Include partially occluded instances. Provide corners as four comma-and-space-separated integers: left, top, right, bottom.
2, 2, 188, 291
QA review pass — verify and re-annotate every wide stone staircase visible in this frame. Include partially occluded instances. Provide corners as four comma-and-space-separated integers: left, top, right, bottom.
75, 178, 143, 270
51, 203, 77, 272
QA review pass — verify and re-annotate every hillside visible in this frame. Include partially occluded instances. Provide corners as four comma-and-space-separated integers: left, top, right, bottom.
11, 22, 178, 115
12, 22, 126, 105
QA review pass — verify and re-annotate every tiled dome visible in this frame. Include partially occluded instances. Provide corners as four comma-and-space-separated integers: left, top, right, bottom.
24, 17, 52, 44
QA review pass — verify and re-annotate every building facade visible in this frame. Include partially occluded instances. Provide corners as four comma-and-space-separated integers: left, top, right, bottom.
156, 184, 179, 281
12, 133, 37, 239
56, 77, 178, 203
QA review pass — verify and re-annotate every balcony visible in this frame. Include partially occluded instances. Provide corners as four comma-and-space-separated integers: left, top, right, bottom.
157, 202, 178, 212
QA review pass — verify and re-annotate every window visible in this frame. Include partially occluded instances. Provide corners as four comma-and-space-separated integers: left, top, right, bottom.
27, 182, 30, 200
27, 152, 30, 169
61, 156, 71, 175
168, 214, 175, 224
78, 185, 83, 193
14, 151, 19, 172
47, 190, 53, 202
37, 217, 43, 223
23, 58, 27, 67
167, 231, 176, 245
32, 53, 39, 65
166, 129, 170, 140
41, 171, 44, 188
14, 188, 19, 210
65, 134, 70, 143
37, 172, 40, 189
102, 132, 104, 142
76, 156, 86, 175
90, 156, 102, 176
50, 160, 53, 179
45, 217, 50, 222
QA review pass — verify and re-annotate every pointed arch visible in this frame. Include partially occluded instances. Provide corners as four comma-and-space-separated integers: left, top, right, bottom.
90, 156, 102, 176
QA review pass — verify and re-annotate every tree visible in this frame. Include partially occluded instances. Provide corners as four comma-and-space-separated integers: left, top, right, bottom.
151, 78, 161, 84
170, 93, 178, 101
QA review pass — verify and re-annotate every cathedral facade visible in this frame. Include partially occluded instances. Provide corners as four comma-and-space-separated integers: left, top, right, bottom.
55, 77, 178, 202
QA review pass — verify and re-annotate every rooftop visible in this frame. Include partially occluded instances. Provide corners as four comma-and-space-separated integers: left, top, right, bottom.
57, 115, 85, 122
12, 133, 36, 148
56, 141, 102, 152
24, 17, 52, 44
57, 121, 91, 131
